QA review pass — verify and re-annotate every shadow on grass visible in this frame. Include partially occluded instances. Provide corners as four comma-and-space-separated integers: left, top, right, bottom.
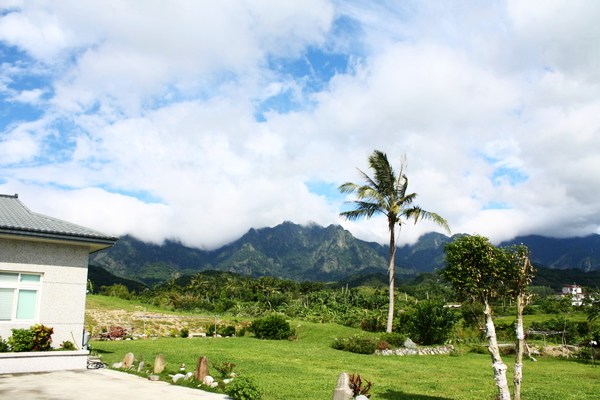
380, 390, 451, 400
91, 348, 114, 354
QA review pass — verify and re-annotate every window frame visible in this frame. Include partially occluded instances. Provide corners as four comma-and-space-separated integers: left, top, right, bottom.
0, 271, 43, 323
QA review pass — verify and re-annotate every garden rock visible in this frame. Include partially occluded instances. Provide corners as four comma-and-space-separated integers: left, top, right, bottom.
154, 354, 166, 374
122, 352, 135, 369
332, 371, 353, 400
194, 356, 209, 381
355, 396, 369, 400
403, 338, 417, 349
137, 361, 144, 372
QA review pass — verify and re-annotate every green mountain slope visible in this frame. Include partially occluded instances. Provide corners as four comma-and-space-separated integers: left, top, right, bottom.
89, 222, 600, 284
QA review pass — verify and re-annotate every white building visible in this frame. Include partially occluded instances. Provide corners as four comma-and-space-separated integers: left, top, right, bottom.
0, 194, 117, 348
561, 284, 585, 306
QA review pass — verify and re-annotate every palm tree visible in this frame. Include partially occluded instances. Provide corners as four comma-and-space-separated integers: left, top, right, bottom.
339, 150, 450, 332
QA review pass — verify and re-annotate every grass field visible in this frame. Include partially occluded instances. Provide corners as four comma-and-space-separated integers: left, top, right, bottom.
87, 295, 600, 400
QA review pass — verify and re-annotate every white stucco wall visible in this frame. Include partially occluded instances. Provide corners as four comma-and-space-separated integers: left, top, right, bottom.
0, 238, 90, 349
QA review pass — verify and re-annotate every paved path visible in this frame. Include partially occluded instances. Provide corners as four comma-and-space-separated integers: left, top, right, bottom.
0, 368, 229, 400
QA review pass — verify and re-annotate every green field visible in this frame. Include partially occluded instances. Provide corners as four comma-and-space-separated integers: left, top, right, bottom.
90, 320, 600, 399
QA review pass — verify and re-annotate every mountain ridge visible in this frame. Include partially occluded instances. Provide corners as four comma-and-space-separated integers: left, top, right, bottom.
89, 222, 600, 284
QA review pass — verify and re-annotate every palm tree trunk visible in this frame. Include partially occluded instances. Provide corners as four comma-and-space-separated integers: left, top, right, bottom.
484, 299, 511, 400
514, 293, 525, 400
386, 222, 396, 333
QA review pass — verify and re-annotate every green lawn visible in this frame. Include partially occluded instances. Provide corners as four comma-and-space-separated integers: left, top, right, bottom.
91, 320, 600, 400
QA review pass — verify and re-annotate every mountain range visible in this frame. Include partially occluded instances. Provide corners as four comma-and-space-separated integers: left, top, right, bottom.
89, 221, 600, 285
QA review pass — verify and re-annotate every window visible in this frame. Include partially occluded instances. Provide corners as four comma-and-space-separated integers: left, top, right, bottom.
0, 272, 42, 321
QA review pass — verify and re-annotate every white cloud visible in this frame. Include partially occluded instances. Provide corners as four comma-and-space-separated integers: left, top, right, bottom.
1, 1, 600, 250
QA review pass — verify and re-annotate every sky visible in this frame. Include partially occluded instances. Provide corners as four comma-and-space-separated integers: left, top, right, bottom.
1, 1, 600, 249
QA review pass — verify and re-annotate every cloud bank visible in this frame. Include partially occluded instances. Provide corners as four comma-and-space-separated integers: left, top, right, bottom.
1, 0, 599, 248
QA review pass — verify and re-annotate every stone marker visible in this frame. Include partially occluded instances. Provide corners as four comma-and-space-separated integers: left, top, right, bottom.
332, 371, 353, 400
194, 356, 209, 381
137, 360, 145, 372
154, 354, 166, 374
122, 352, 134, 369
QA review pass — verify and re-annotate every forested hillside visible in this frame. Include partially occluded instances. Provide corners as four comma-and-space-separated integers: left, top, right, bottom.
90, 221, 600, 284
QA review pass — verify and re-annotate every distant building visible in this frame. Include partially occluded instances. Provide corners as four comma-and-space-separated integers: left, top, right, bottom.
561, 284, 585, 306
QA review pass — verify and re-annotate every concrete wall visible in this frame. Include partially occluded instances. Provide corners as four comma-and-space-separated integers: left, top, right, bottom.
0, 239, 90, 349
0, 350, 89, 373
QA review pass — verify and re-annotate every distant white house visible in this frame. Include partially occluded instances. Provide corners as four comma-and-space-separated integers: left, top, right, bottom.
0, 194, 117, 348
561, 284, 585, 306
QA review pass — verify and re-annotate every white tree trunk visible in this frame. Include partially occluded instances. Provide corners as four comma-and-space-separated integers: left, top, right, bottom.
514, 294, 526, 400
484, 300, 511, 400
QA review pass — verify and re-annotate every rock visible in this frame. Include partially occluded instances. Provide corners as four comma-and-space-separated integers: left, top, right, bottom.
404, 338, 417, 349
154, 354, 166, 374
122, 352, 135, 369
112, 362, 122, 369
186, 372, 194, 379
203, 375, 214, 385
172, 373, 185, 383
332, 372, 353, 400
148, 375, 160, 381
223, 378, 233, 384
194, 356, 209, 381
355, 396, 369, 400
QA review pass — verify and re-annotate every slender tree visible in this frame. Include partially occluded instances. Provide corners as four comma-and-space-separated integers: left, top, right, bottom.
339, 150, 449, 332
444, 238, 535, 400
503, 245, 535, 400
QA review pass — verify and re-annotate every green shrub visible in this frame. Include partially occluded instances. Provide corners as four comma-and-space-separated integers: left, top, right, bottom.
249, 315, 294, 340
206, 324, 237, 337
332, 334, 377, 355
8, 328, 35, 352
213, 361, 237, 378
225, 376, 263, 400
60, 340, 77, 350
379, 332, 406, 348
406, 301, 458, 345
180, 327, 189, 338
0, 337, 8, 352
359, 313, 386, 332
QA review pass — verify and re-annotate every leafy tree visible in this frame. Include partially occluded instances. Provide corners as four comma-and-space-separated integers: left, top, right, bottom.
443, 235, 512, 400
502, 245, 535, 400
339, 150, 449, 332
407, 300, 459, 345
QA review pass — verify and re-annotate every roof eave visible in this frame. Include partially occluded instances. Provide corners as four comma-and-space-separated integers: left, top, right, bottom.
0, 228, 118, 254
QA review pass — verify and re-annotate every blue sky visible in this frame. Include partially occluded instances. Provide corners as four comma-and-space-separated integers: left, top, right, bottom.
1, 1, 600, 249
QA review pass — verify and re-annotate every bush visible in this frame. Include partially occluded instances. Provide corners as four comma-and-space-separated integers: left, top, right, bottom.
107, 326, 127, 340
359, 313, 386, 332
180, 327, 189, 338
225, 376, 263, 400
249, 315, 294, 340
406, 301, 459, 345
60, 340, 77, 350
8, 328, 35, 352
31, 324, 53, 351
379, 332, 406, 348
332, 334, 377, 355
0, 337, 9, 352
213, 361, 237, 378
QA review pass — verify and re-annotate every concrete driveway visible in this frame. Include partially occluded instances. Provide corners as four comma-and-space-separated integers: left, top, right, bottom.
0, 368, 229, 400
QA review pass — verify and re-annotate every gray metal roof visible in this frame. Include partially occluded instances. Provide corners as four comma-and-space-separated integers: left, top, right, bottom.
0, 194, 117, 251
